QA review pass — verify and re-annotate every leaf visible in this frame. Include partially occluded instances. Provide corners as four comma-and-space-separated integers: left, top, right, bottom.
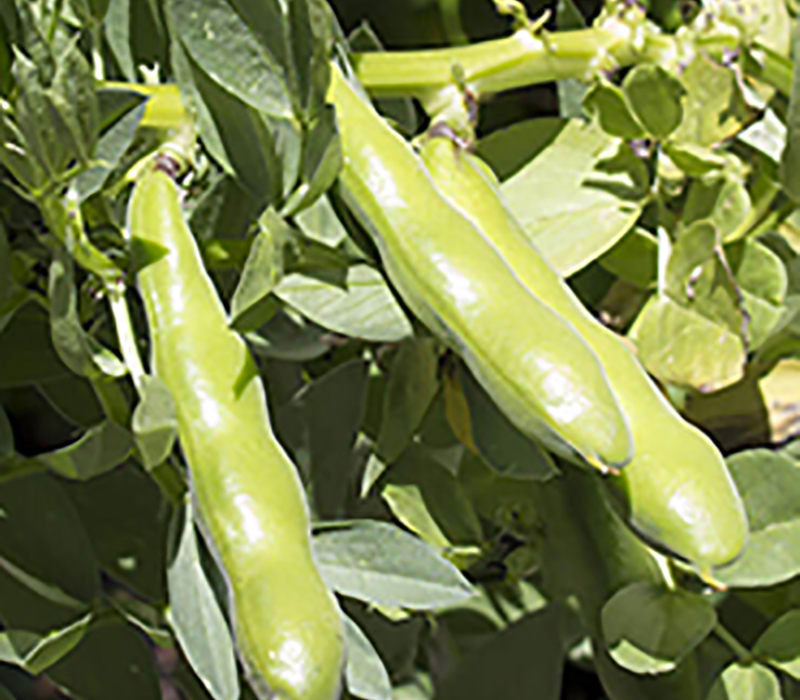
707, 662, 782, 700
0, 406, 13, 464
343, 615, 392, 700
170, 40, 284, 208
293, 193, 349, 247
759, 359, 800, 444
781, 18, 800, 201
74, 101, 145, 202
623, 64, 685, 140
274, 263, 412, 342
62, 463, 171, 602
493, 118, 646, 276
753, 609, 800, 679
284, 103, 342, 215
629, 295, 745, 393
46, 617, 163, 700
0, 473, 99, 604
168, 0, 291, 119
599, 227, 658, 289
312, 520, 473, 609
245, 308, 332, 361
131, 375, 177, 471
375, 337, 440, 463
0, 613, 91, 675
583, 80, 645, 140
48, 248, 126, 380
277, 359, 368, 518
167, 504, 239, 700
683, 174, 752, 243
601, 583, 717, 675
671, 53, 752, 148
434, 605, 564, 700
715, 450, 800, 588
445, 362, 558, 480
229, 211, 288, 331
381, 443, 483, 549
36, 420, 133, 480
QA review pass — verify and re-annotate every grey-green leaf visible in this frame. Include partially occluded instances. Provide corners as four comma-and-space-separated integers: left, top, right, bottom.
168, 0, 292, 119
343, 615, 392, 700
275, 264, 412, 342
716, 450, 800, 588
601, 583, 717, 675
376, 337, 440, 463
313, 520, 473, 609
753, 608, 800, 679
37, 421, 133, 480
132, 375, 178, 470
167, 504, 239, 700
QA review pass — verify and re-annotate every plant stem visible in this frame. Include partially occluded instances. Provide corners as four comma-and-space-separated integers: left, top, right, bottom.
714, 623, 753, 663
353, 20, 675, 99
107, 282, 146, 394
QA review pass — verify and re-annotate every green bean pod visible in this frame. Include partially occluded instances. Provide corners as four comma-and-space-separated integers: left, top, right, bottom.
127, 165, 345, 700
327, 64, 633, 472
419, 134, 747, 574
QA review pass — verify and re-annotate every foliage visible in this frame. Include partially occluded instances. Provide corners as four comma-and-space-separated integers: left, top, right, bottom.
1, 0, 800, 699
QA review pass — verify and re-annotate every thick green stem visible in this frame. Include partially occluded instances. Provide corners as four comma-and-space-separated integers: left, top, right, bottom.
353, 21, 676, 99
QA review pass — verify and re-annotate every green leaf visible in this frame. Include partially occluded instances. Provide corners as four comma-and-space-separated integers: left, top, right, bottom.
0, 302, 73, 388
376, 337, 440, 463
781, 17, 800, 201
583, 80, 645, 140
716, 450, 800, 588
662, 142, 726, 178
168, 0, 292, 119
170, 40, 284, 208
274, 263, 412, 342
451, 363, 558, 480
491, 118, 646, 276
670, 53, 752, 148
629, 295, 745, 393
599, 227, 658, 289
0, 613, 91, 675
277, 359, 368, 518
229, 211, 288, 331
683, 174, 751, 244
102, 0, 135, 80
0, 406, 13, 463
167, 504, 239, 700
343, 615, 392, 700
132, 375, 177, 471
293, 193, 349, 247
707, 662, 782, 700
601, 583, 717, 675
48, 248, 126, 380
62, 463, 170, 602
753, 609, 800, 679
283, 104, 342, 215
434, 605, 564, 700
245, 308, 332, 361
36, 420, 133, 480
0, 473, 99, 604
46, 617, 162, 700
74, 101, 145, 202
312, 520, 474, 609
623, 64, 685, 140
381, 443, 483, 550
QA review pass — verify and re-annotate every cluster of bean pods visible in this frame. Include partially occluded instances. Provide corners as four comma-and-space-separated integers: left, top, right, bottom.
326, 63, 748, 578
